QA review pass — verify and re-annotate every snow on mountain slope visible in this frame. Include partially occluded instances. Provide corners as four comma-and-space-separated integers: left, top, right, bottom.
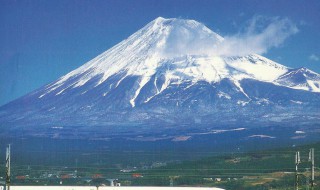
276, 67, 320, 92
39, 17, 223, 99
36, 17, 298, 107
0, 17, 319, 129
224, 54, 288, 81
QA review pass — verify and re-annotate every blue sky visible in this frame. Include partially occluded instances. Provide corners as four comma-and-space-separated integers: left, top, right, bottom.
0, 0, 319, 106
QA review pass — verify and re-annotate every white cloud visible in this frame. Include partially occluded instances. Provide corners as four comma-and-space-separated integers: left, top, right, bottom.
159, 16, 298, 58
309, 54, 319, 61
213, 16, 299, 56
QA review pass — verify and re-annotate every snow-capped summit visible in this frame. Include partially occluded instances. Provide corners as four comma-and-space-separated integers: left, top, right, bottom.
0, 17, 319, 129
39, 17, 293, 104
43, 17, 224, 98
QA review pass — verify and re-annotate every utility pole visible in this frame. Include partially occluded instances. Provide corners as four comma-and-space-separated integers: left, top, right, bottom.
309, 148, 315, 188
169, 176, 173, 187
169, 176, 179, 187
5, 144, 11, 190
295, 151, 300, 190
306, 168, 310, 190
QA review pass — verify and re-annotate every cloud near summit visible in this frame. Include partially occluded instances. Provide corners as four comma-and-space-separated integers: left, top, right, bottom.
159, 16, 298, 58
214, 16, 299, 56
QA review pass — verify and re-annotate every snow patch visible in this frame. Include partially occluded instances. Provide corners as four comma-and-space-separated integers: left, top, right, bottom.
190, 128, 246, 135
290, 100, 303, 104
256, 98, 271, 105
233, 79, 251, 100
47, 107, 56, 111
249, 135, 275, 139
237, 100, 249, 106
217, 91, 231, 99
130, 76, 152, 107
226, 55, 288, 82
307, 80, 320, 92
172, 136, 192, 142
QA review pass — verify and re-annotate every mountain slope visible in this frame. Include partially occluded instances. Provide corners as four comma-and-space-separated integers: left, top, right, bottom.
276, 67, 320, 92
0, 17, 319, 130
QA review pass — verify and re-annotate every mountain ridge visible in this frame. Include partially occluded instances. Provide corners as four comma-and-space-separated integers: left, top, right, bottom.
0, 17, 319, 130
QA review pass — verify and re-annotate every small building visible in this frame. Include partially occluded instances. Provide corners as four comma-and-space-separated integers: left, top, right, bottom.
215, 178, 222, 182
132, 173, 143, 178
203, 178, 213, 181
92, 174, 103, 179
16, 176, 27, 180
60, 174, 71, 179
107, 179, 121, 186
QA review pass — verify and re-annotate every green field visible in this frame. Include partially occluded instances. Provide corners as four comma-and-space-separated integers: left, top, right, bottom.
1, 142, 319, 189
130, 142, 320, 189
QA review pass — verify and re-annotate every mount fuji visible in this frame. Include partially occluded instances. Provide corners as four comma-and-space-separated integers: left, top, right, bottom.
0, 17, 320, 135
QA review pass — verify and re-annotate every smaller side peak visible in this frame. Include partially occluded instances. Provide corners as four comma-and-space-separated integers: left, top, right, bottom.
280, 67, 320, 79
297, 67, 307, 70
294, 67, 315, 73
